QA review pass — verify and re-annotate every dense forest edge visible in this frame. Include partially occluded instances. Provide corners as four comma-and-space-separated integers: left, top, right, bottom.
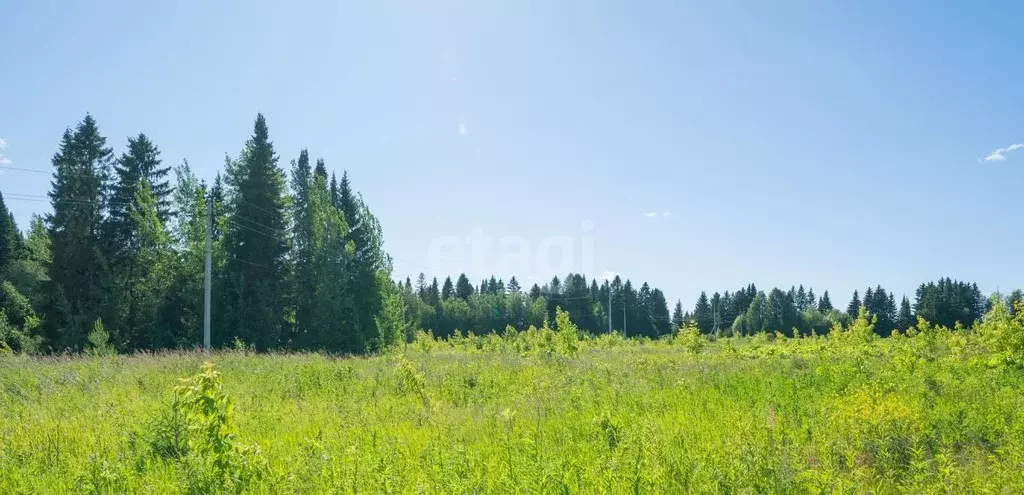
1, 113, 1021, 355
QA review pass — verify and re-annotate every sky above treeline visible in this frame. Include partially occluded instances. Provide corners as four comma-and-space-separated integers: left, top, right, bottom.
2, 0, 1022, 306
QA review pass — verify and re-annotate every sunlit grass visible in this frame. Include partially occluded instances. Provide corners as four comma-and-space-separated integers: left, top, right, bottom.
2, 306, 1024, 493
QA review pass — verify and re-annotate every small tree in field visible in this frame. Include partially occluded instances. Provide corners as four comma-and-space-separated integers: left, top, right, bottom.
86, 318, 116, 356
553, 306, 579, 356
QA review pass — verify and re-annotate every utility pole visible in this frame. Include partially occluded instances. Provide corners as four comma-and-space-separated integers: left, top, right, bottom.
203, 193, 212, 352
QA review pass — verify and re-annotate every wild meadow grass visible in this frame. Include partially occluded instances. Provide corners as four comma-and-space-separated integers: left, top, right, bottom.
3, 306, 1024, 493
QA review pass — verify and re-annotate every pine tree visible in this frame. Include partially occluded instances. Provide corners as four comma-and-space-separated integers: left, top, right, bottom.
896, 295, 913, 331
807, 288, 816, 310
796, 285, 808, 311
710, 291, 723, 334
314, 158, 327, 181
671, 299, 684, 329
289, 149, 322, 348
221, 114, 290, 351
329, 172, 338, 208
44, 116, 114, 350
427, 277, 440, 306
335, 169, 390, 351
637, 282, 655, 338
651, 288, 671, 336
0, 192, 24, 275
528, 283, 542, 300
455, 273, 473, 299
416, 273, 428, 299
818, 290, 833, 312
622, 280, 638, 336
846, 290, 861, 318
693, 291, 713, 334
507, 276, 521, 294
441, 276, 454, 300
107, 133, 172, 261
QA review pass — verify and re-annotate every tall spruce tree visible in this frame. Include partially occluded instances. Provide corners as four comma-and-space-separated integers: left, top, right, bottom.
335, 169, 390, 351
671, 299, 684, 329
107, 133, 172, 256
222, 114, 290, 350
44, 116, 114, 350
441, 276, 454, 300
846, 290, 861, 318
651, 288, 671, 336
818, 290, 833, 312
289, 149, 319, 347
693, 291, 713, 334
896, 295, 914, 331
455, 273, 473, 299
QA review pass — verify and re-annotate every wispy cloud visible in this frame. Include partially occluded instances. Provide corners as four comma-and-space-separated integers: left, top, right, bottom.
983, 143, 1023, 162
459, 123, 468, 136
600, 270, 619, 281
644, 212, 658, 217
662, 211, 672, 217
0, 137, 9, 166
643, 211, 672, 218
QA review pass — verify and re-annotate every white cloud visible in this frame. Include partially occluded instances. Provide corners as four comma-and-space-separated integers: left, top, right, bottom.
0, 157, 9, 165
662, 211, 672, 217
983, 142, 1024, 162
644, 212, 658, 217
459, 123, 468, 136
600, 270, 619, 281
0, 137, 7, 149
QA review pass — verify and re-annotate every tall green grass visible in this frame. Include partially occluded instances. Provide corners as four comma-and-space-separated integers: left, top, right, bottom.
2, 305, 1024, 493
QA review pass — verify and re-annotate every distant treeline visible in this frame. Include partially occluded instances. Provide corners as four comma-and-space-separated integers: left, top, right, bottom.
397, 272, 1020, 339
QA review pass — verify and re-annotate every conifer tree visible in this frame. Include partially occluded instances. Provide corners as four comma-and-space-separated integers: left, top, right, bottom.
44, 116, 113, 350
335, 169, 390, 351
441, 276, 454, 300
222, 114, 289, 350
846, 290, 861, 318
896, 295, 914, 331
107, 133, 172, 261
455, 273, 473, 299
0, 192, 23, 275
672, 299, 684, 329
693, 291, 713, 334
818, 290, 833, 312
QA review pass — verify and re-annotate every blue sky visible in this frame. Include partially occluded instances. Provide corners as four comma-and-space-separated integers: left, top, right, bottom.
2, 0, 1022, 307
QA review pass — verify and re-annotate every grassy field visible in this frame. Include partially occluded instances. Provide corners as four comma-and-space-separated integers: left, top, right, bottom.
3, 308, 1024, 493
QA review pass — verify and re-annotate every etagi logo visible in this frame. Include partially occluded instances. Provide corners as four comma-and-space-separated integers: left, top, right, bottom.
426, 221, 597, 279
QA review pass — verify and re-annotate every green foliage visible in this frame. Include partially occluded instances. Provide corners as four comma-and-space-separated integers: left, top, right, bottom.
85, 318, 116, 357
374, 283, 406, 353
673, 320, 705, 354
553, 306, 580, 356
